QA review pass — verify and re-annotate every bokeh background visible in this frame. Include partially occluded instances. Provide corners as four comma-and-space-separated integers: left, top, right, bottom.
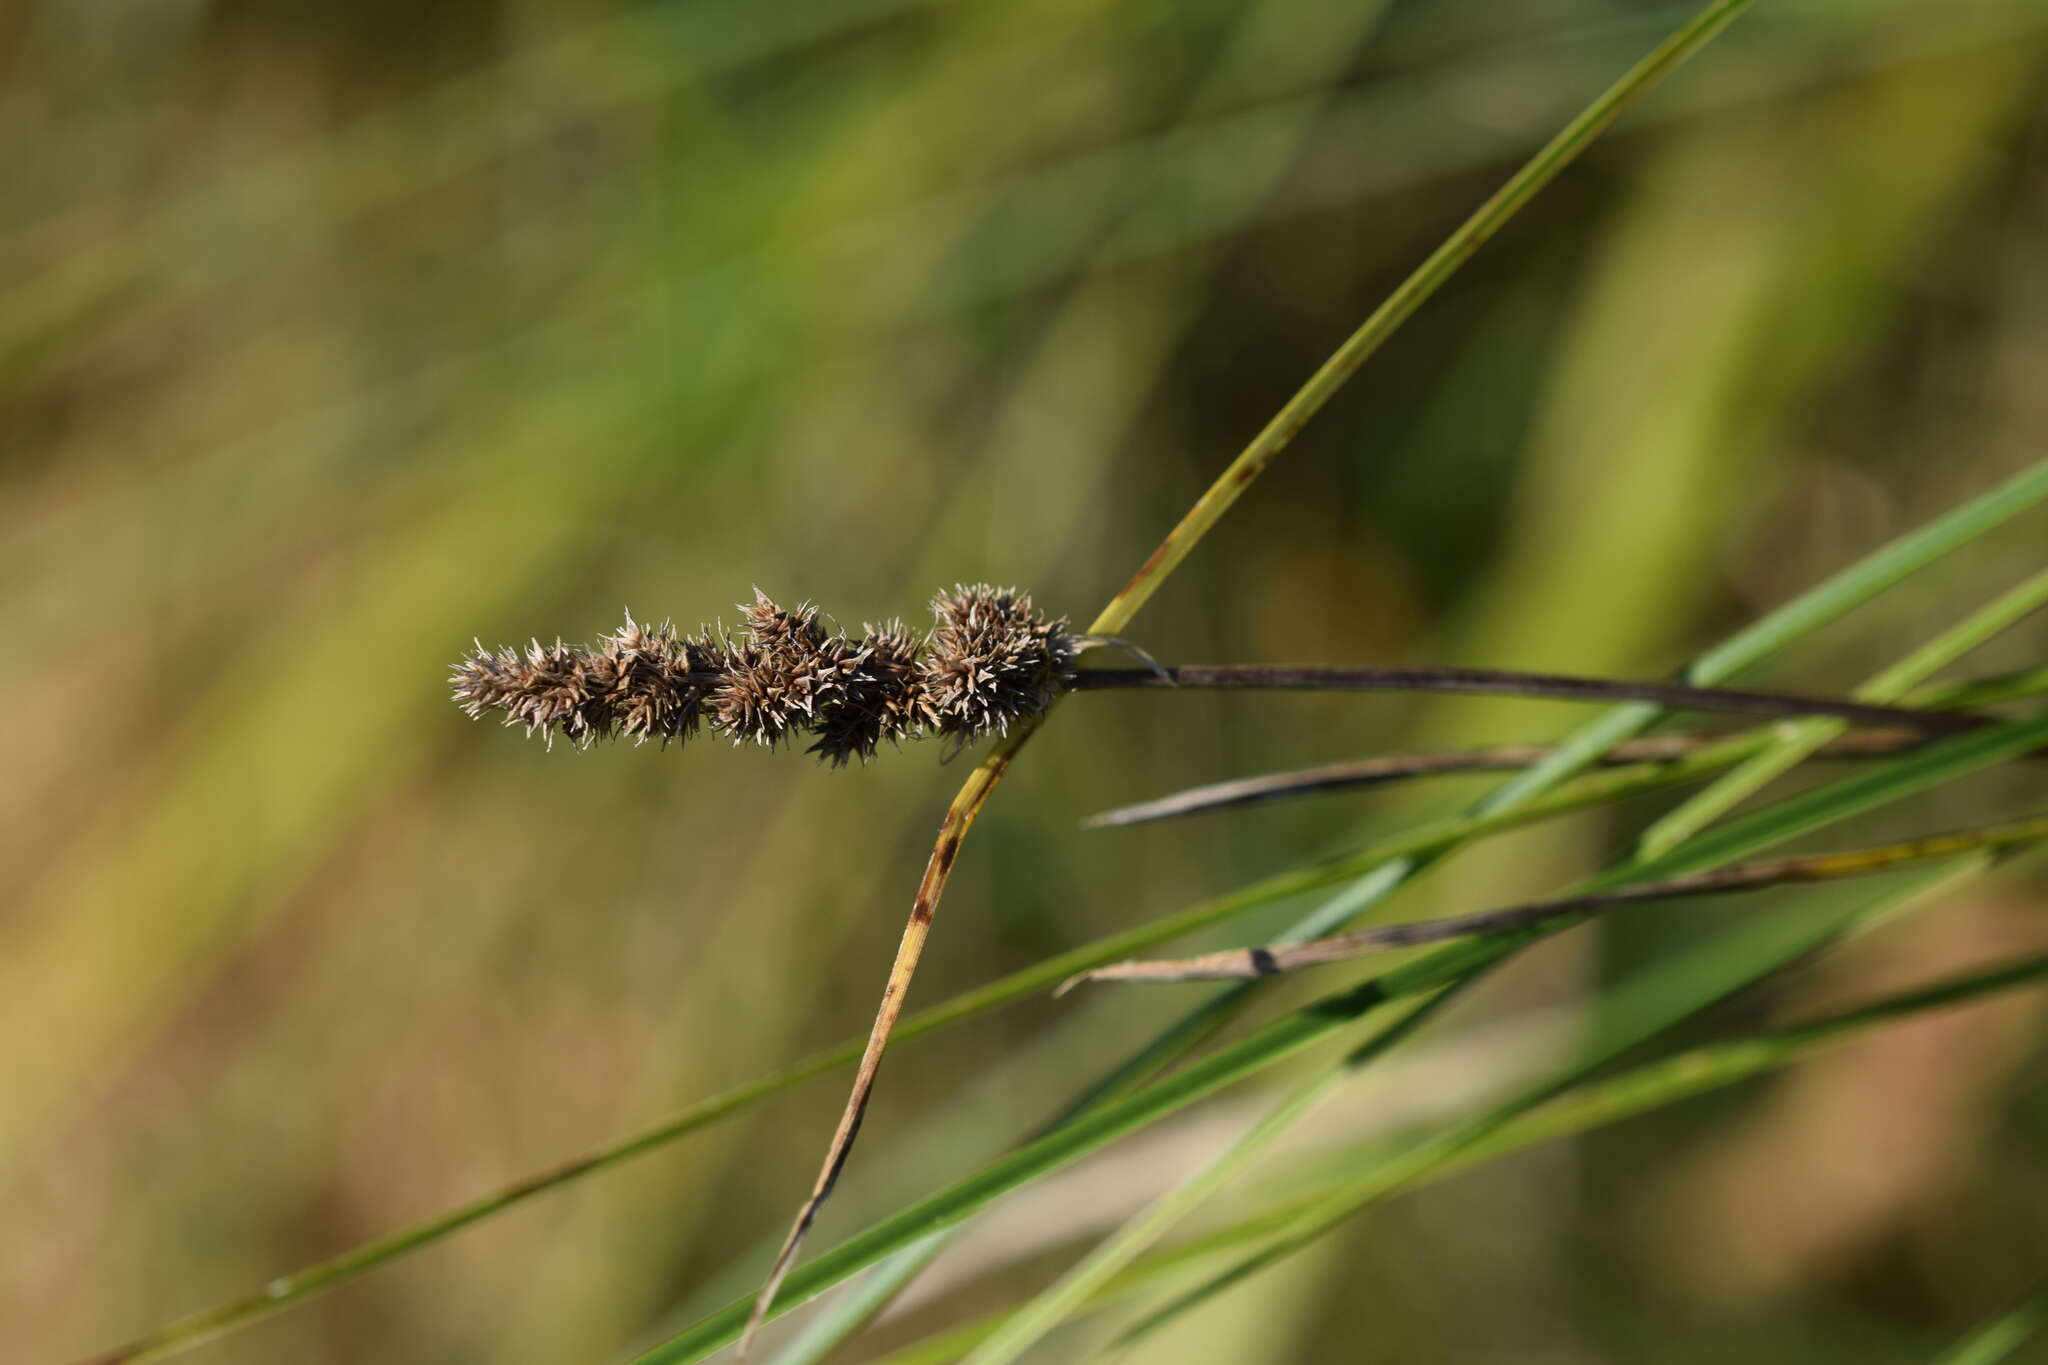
8, 1, 2048, 1361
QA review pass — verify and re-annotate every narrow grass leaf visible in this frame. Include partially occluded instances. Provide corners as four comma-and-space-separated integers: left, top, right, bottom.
1114, 856, 1994, 1346
958, 984, 1473, 1365
1935, 1293, 2048, 1365
1639, 562, 2048, 855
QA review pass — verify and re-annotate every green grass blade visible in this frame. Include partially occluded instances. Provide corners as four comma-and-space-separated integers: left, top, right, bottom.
629, 973, 1413, 1363
1683, 460, 2048, 684
1935, 1293, 2048, 1365
1086, 0, 1758, 635
766, 1230, 955, 1365
957, 983, 1473, 1365
1640, 562, 2048, 855
1917, 665, 2048, 709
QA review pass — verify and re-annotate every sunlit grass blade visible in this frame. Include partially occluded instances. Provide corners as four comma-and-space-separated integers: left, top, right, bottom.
1684, 461, 2048, 684
1638, 562, 2048, 856
957, 982, 1476, 1365
1935, 1292, 2048, 1365
1921, 665, 2048, 709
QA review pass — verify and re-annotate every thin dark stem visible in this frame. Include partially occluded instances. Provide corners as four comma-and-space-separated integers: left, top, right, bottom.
1081, 728, 1942, 829
1062, 813, 2048, 988
1071, 665, 1983, 735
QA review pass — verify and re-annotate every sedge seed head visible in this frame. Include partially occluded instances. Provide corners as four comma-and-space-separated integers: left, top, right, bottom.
451, 584, 1076, 760
808, 620, 934, 766
919, 584, 1076, 741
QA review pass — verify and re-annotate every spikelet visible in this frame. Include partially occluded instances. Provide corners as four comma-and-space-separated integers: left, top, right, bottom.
602, 613, 725, 744
919, 584, 1076, 742
451, 614, 726, 749
450, 639, 612, 748
809, 621, 934, 765
710, 592, 866, 749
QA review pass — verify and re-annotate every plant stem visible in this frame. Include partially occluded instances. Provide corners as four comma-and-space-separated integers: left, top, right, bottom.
1086, 0, 1760, 636
1065, 813, 2048, 986
1081, 729, 1937, 828
1082, 664, 2048, 829
1070, 664, 1983, 733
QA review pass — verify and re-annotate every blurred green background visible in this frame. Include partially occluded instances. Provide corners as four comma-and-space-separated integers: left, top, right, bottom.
8, 1, 2048, 1361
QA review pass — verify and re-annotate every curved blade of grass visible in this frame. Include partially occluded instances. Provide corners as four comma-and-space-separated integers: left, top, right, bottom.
1639, 563, 2048, 856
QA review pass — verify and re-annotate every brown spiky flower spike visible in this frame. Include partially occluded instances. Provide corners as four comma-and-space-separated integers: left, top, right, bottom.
920, 584, 1077, 742
452, 586, 1077, 760
450, 614, 725, 749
